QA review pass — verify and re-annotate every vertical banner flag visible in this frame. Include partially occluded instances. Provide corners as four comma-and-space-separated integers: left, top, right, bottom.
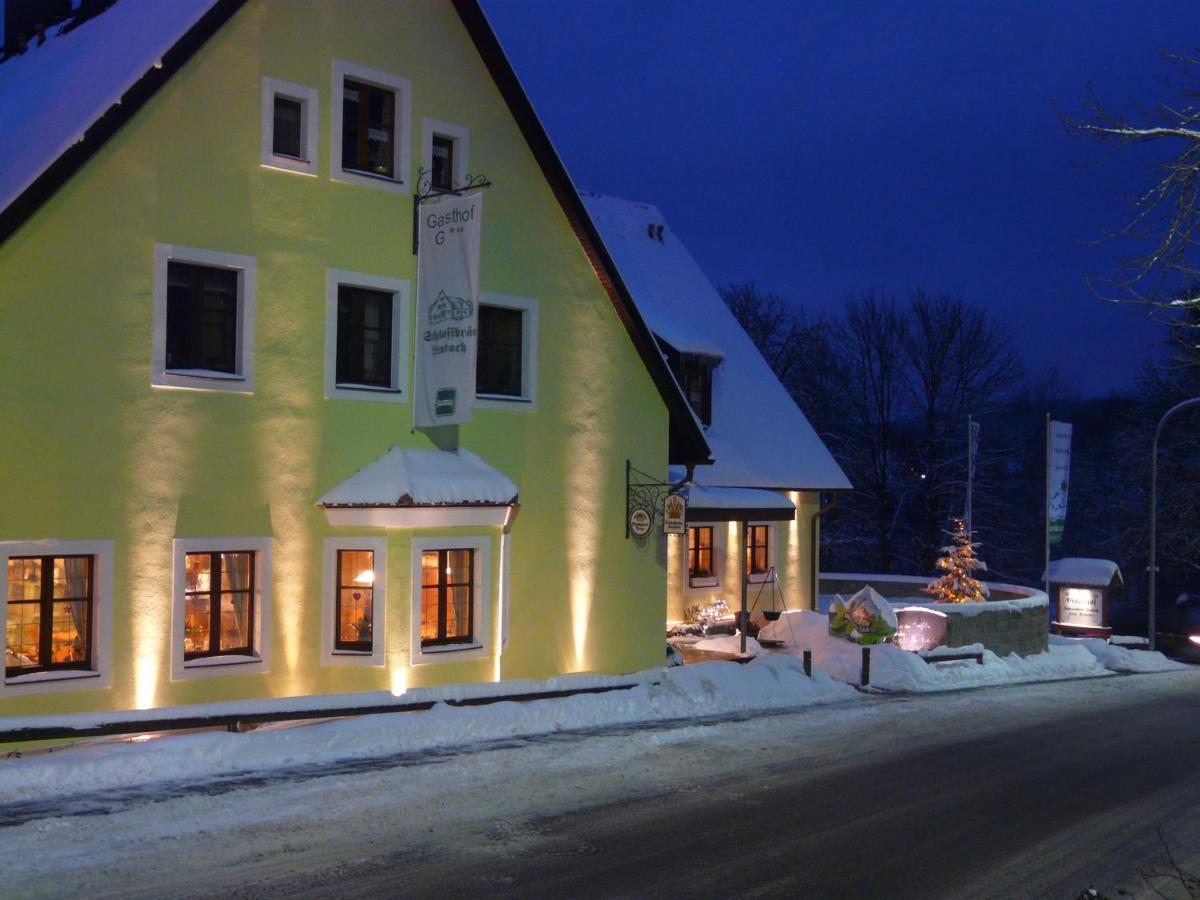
414, 191, 483, 427
965, 417, 981, 533
1047, 420, 1072, 545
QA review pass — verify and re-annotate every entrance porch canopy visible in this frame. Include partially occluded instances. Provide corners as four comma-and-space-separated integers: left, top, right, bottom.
684, 483, 795, 523
317, 446, 518, 528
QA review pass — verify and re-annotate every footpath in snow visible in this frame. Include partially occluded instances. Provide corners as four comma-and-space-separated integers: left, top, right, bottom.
0, 656, 855, 805
756, 609, 1187, 692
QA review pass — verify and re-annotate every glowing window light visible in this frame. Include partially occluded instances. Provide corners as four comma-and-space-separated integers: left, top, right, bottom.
353, 569, 375, 585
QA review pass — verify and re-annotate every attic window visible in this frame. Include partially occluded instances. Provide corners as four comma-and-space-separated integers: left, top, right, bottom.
666, 349, 719, 426
422, 119, 470, 194
331, 59, 411, 193
261, 77, 318, 176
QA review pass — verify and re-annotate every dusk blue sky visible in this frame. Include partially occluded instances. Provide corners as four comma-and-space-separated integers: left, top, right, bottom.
484, 0, 1200, 396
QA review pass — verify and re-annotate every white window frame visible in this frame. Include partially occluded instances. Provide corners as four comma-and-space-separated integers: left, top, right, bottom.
324, 269, 411, 402
745, 522, 776, 585
152, 244, 257, 393
476, 292, 539, 411
331, 58, 412, 193
421, 118, 470, 190
685, 524, 722, 593
410, 535, 490, 665
322, 536, 387, 667
0, 539, 114, 696
170, 537, 272, 680
261, 76, 319, 176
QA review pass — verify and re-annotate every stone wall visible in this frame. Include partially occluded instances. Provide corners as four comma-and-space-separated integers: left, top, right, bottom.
941, 603, 1048, 657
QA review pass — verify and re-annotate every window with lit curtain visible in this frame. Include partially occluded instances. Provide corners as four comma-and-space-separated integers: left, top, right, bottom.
745, 526, 770, 577
183, 551, 254, 659
420, 549, 474, 646
335, 549, 375, 652
6, 556, 93, 676
688, 526, 715, 584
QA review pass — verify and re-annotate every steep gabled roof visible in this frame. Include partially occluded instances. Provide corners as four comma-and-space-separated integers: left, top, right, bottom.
583, 193, 851, 492
0, 0, 711, 467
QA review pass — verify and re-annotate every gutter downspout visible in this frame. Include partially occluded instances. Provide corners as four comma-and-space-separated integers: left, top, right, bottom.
810, 492, 838, 611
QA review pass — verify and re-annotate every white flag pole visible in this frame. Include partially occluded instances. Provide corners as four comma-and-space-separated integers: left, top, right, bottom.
1044, 413, 1051, 601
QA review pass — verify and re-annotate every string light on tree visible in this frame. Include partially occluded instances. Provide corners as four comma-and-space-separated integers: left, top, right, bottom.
925, 517, 989, 604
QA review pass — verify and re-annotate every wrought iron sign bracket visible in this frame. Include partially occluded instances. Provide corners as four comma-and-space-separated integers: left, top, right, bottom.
412, 168, 494, 254
625, 459, 689, 540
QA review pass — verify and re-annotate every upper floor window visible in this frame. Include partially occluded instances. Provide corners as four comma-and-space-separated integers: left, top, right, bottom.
261, 77, 319, 175
332, 59, 411, 193
422, 119, 470, 192
665, 347, 719, 426
6, 555, 93, 677
324, 269, 410, 402
337, 285, 394, 389
475, 293, 538, 409
153, 245, 257, 393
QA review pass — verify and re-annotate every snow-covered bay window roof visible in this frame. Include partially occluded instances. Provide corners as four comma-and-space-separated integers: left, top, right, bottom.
684, 483, 796, 523
318, 447, 518, 528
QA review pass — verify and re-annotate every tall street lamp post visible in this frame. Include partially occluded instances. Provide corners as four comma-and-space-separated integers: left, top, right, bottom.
1148, 397, 1200, 651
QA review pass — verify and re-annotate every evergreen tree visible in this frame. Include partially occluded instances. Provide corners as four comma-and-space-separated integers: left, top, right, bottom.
926, 517, 989, 603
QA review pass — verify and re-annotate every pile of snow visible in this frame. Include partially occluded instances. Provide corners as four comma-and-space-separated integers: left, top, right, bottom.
0, 656, 856, 803
691, 634, 763, 656
759, 610, 1112, 692
1049, 635, 1187, 674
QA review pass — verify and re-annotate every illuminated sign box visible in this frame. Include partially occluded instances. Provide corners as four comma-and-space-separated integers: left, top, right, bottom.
894, 606, 948, 652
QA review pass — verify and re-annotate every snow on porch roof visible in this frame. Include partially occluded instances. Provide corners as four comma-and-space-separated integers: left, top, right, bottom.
318, 447, 518, 508
1042, 558, 1123, 588
684, 483, 796, 523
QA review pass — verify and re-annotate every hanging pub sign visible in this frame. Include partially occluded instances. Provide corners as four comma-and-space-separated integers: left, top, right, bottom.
629, 507, 652, 538
663, 492, 686, 534
414, 191, 484, 427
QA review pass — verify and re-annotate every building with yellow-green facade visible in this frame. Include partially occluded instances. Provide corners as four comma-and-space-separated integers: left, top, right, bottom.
0, 0, 713, 721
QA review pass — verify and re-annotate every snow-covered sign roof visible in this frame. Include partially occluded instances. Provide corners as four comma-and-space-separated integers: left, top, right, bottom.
0, 0, 219, 217
582, 193, 851, 492
1043, 558, 1123, 587
318, 447, 518, 508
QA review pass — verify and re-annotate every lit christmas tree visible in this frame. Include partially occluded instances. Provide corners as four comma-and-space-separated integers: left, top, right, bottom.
925, 517, 989, 603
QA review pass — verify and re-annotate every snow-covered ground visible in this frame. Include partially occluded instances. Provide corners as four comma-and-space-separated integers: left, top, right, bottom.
757, 610, 1186, 692
0, 656, 854, 805
3, 669, 1199, 898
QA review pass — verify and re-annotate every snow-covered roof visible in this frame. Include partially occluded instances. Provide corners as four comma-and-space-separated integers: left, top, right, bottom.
582, 193, 851, 491
684, 483, 795, 522
318, 446, 518, 507
1043, 558, 1123, 587
0, 0, 218, 217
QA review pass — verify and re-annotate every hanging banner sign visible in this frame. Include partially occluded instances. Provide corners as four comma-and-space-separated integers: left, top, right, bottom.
1047, 420, 1072, 546
663, 492, 687, 534
414, 192, 483, 427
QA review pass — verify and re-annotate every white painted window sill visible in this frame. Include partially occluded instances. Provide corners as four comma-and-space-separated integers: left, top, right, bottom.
331, 649, 374, 657
165, 369, 245, 382
419, 643, 483, 655
183, 654, 261, 669
6, 669, 101, 686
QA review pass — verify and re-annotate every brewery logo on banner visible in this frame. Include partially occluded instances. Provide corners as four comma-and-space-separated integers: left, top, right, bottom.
414, 192, 483, 427
1047, 420, 1072, 546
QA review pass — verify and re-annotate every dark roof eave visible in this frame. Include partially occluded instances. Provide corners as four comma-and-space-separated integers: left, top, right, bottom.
0, 0, 249, 248
451, 0, 712, 469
